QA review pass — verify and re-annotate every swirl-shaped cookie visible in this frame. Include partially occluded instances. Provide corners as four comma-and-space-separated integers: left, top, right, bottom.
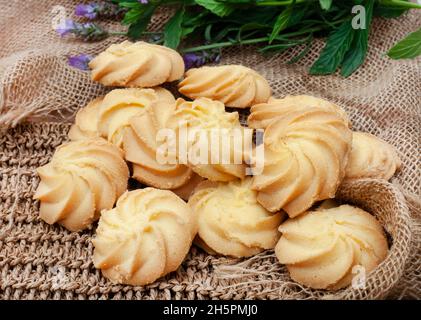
92, 188, 197, 285
90, 41, 184, 87
345, 132, 401, 180
123, 93, 194, 189
166, 98, 248, 181
34, 139, 129, 231
68, 97, 102, 140
248, 95, 350, 129
248, 101, 352, 217
275, 205, 388, 290
99, 87, 175, 147
69, 87, 175, 148
178, 65, 271, 108
189, 178, 284, 257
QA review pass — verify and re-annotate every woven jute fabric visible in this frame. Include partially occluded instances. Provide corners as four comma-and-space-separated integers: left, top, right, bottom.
0, 1, 420, 299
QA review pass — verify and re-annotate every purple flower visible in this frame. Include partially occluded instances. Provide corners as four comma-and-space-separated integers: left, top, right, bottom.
138, 0, 149, 3
183, 51, 221, 70
55, 19, 108, 41
68, 54, 93, 70
183, 53, 205, 70
75, 3, 99, 20
56, 19, 76, 37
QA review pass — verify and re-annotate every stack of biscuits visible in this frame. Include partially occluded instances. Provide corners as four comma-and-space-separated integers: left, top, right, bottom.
34, 40, 401, 290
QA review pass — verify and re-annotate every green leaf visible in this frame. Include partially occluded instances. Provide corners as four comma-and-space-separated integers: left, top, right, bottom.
216, 0, 254, 3
127, 5, 156, 40
373, 5, 407, 18
340, 0, 374, 77
194, 0, 234, 17
287, 7, 309, 27
179, 10, 208, 38
387, 27, 421, 59
164, 8, 185, 49
237, 22, 269, 41
287, 34, 313, 64
269, 6, 293, 43
319, 0, 332, 11
182, 10, 208, 27
122, 8, 143, 25
309, 20, 355, 75
181, 26, 197, 38
259, 42, 297, 53
118, 1, 142, 9
215, 27, 238, 42
376, 0, 421, 9
205, 24, 213, 42
227, 6, 278, 25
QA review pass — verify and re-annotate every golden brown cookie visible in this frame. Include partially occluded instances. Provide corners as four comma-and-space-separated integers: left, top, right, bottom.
275, 204, 388, 290
166, 97, 248, 181
68, 97, 103, 140
123, 94, 194, 190
345, 132, 401, 180
90, 41, 184, 87
248, 96, 352, 217
189, 178, 284, 257
178, 65, 271, 108
248, 95, 350, 129
34, 138, 129, 231
98, 87, 174, 147
68, 87, 174, 148
93, 188, 197, 286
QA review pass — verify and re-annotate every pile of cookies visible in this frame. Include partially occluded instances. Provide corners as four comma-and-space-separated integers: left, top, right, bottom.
34, 40, 401, 290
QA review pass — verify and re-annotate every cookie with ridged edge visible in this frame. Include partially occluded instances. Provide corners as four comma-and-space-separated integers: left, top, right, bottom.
275, 204, 388, 290
345, 132, 401, 180
249, 100, 352, 217
93, 188, 197, 286
123, 94, 194, 190
178, 65, 271, 108
248, 95, 350, 129
90, 41, 184, 87
166, 97, 248, 181
189, 178, 284, 258
68, 87, 175, 148
34, 138, 129, 231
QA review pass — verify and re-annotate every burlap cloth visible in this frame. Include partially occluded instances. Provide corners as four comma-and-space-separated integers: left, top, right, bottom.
0, 1, 419, 299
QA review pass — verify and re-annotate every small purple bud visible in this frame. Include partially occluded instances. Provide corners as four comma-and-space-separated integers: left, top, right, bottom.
138, 0, 149, 3
75, 3, 98, 20
68, 54, 93, 70
56, 19, 76, 37
183, 53, 201, 70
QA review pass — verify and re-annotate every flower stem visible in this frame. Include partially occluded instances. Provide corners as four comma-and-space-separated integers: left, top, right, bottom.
109, 31, 163, 36
182, 37, 269, 53
379, 0, 421, 9
109, 31, 127, 36
181, 18, 349, 53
